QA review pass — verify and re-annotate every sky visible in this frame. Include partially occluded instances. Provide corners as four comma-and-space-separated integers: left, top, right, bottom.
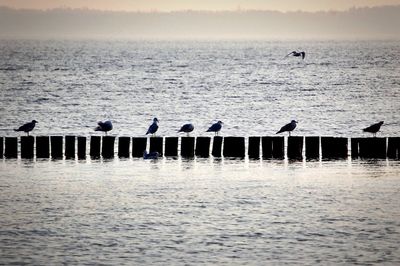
1, 0, 400, 12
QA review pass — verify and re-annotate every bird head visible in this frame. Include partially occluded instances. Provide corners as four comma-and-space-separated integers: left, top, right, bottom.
32, 120, 38, 124
291, 120, 298, 124
379, 121, 384, 125
217, 121, 223, 124
153, 118, 159, 123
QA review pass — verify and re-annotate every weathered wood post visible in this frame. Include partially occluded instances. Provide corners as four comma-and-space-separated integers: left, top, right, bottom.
132, 137, 147, 158
321, 137, 348, 159
65, 136, 75, 159
195, 137, 211, 157
223, 137, 245, 158
90, 136, 101, 158
351, 138, 360, 158
51, 136, 63, 159
149, 137, 163, 156
387, 137, 400, 159
102, 136, 115, 159
118, 137, 130, 158
77, 137, 86, 159
248, 136, 260, 159
212, 136, 223, 157
5, 137, 18, 158
164, 137, 178, 157
287, 136, 303, 160
181, 137, 195, 158
272, 137, 284, 159
0, 137, 3, 159
305, 136, 319, 160
21, 136, 34, 159
36, 136, 50, 158
358, 137, 386, 159
262, 137, 273, 159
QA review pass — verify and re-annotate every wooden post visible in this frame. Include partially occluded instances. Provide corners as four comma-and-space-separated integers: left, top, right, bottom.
223, 137, 245, 158
387, 137, 400, 159
351, 138, 360, 158
118, 137, 130, 158
248, 136, 260, 159
102, 136, 115, 159
195, 137, 210, 158
181, 137, 195, 158
164, 137, 178, 157
149, 137, 163, 156
51, 136, 63, 159
287, 136, 303, 160
305, 136, 319, 160
272, 137, 284, 159
0, 137, 3, 159
5, 137, 18, 158
212, 136, 223, 157
90, 136, 101, 158
262, 136, 273, 159
132, 137, 147, 158
321, 137, 348, 159
77, 137, 86, 159
21, 136, 34, 159
36, 136, 50, 158
358, 137, 386, 159
65, 136, 75, 159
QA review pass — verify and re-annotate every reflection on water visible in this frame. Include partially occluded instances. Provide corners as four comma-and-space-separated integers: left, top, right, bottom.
1, 159, 400, 264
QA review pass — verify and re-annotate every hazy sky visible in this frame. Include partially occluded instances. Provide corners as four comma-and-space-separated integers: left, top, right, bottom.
1, 0, 400, 12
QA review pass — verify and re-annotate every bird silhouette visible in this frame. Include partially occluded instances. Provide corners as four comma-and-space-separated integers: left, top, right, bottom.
206, 121, 223, 136
363, 121, 384, 137
14, 120, 38, 136
94, 120, 113, 135
276, 120, 298, 136
178, 123, 194, 137
285, 51, 305, 59
146, 118, 159, 136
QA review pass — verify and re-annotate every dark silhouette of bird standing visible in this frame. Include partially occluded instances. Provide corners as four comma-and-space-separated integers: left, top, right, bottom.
276, 120, 298, 136
207, 121, 223, 136
178, 123, 194, 137
14, 120, 38, 136
94, 120, 113, 135
146, 118, 159, 136
285, 51, 305, 59
363, 121, 384, 137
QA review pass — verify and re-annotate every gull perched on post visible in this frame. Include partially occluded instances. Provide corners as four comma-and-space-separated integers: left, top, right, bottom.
14, 120, 38, 136
178, 123, 194, 137
206, 121, 223, 136
146, 118, 159, 136
363, 121, 384, 137
94, 120, 113, 135
276, 120, 298, 136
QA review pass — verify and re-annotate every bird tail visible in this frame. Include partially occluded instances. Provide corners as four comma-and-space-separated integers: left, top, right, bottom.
276, 130, 282, 134
14, 129, 19, 132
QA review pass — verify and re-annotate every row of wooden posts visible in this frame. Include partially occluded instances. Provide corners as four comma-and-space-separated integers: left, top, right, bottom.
0, 136, 399, 160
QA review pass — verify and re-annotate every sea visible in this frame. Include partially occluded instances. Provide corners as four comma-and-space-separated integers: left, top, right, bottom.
0, 39, 400, 265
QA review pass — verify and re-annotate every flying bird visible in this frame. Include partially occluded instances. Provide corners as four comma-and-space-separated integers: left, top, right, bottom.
285, 51, 305, 59
94, 120, 113, 135
206, 121, 223, 136
14, 120, 38, 136
146, 118, 159, 136
363, 121, 384, 137
276, 120, 298, 136
178, 123, 194, 136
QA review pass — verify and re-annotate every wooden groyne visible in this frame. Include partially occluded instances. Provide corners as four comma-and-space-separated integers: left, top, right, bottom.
0, 136, 399, 160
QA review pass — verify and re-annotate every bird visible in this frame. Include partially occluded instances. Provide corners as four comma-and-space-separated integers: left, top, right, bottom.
143, 151, 159, 159
14, 120, 38, 136
178, 123, 194, 137
363, 121, 384, 137
146, 118, 159, 136
276, 120, 298, 136
206, 121, 223, 136
285, 51, 305, 59
94, 120, 113, 135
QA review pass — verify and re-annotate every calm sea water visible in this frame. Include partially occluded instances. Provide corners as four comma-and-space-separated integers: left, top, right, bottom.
1, 40, 400, 265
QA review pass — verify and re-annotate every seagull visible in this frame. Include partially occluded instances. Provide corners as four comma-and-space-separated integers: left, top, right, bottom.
363, 121, 384, 137
14, 120, 38, 136
276, 120, 298, 136
94, 120, 113, 135
206, 121, 223, 136
143, 151, 159, 159
178, 123, 194, 137
285, 51, 305, 59
146, 118, 159, 136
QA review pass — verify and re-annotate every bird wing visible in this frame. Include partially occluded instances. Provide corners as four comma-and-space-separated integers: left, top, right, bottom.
301, 52, 305, 59
284, 51, 295, 58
